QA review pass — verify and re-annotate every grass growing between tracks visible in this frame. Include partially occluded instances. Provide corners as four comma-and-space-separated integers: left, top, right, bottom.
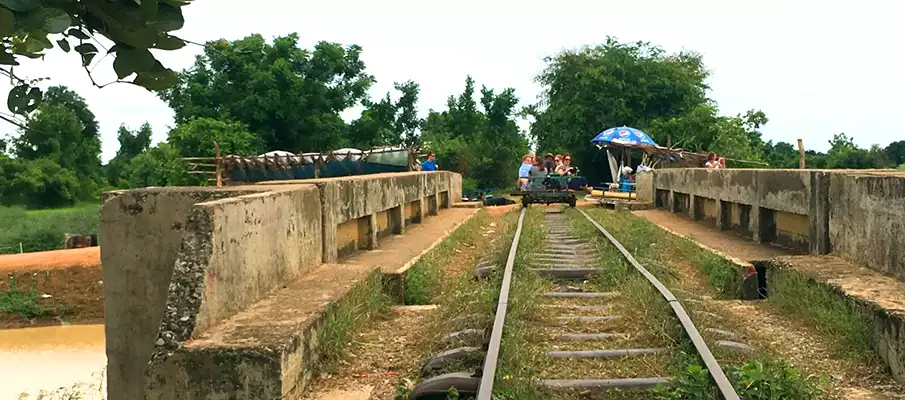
488, 207, 689, 400
394, 209, 521, 398
582, 208, 827, 399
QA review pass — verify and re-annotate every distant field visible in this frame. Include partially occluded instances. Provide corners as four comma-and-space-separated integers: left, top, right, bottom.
0, 203, 99, 255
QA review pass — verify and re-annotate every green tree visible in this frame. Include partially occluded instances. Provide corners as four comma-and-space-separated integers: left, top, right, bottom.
12, 99, 102, 200
5, 157, 80, 208
160, 33, 374, 152
825, 133, 889, 169
106, 122, 153, 187
763, 141, 800, 168
885, 140, 905, 166
167, 117, 262, 157
346, 81, 423, 148
421, 76, 527, 190
124, 142, 188, 188
529, 38, 717, 183
2, 0, 193, 117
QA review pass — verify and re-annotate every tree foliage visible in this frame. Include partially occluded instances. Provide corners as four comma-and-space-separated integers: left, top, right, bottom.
529, 38, 722, 183
2, 0, 193, 116
421, 76, 527, 190
106, 122, 152, 187
168, 117, 262, 157
160, 33, 374, 152
346, 80, 423, 147
123, 142, 187, 188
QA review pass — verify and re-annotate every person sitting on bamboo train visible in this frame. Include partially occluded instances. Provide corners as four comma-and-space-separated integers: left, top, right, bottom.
517, 153, 535, 190
422, 152, 438, 171
563, 154, 589, 190
528, 157, 548, 189
554, 154, 570, 176
543, 153, 556, 173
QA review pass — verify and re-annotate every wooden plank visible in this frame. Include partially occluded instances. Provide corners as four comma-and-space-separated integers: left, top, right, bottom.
797, 139, 806, 169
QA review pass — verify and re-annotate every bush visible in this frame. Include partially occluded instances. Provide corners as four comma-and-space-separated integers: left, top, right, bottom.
653, 359, 823, 399
0, 277, 49, 319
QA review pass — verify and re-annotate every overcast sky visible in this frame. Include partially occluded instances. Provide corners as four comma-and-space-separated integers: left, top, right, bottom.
2, 0, 903, 162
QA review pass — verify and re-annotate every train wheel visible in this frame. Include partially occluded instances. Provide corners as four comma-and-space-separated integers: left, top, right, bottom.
568, 196, 576, 208
410, 372, 479, 399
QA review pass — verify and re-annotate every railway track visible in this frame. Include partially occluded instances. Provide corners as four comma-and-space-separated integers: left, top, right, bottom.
411, 207, 740, 399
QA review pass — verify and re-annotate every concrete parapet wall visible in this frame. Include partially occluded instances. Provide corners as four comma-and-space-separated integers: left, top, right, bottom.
643, 168, 905, 280
829, 173, 905, 281
100, 172, 462, 400
100, 187, 273, 400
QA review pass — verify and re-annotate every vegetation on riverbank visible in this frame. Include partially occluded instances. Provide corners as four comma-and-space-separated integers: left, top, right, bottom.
0, 204, 99, 255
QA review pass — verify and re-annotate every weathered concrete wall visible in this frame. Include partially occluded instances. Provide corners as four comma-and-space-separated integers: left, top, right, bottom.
102, 172, 463, 400
149, 186, 324, 369
829, 173, 905, 281
99, 187, 270, 400
648, 169, 905, 280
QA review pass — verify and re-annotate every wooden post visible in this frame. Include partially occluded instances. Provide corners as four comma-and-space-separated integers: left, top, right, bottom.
797, 139, 806, 169
214, 141, 223, 187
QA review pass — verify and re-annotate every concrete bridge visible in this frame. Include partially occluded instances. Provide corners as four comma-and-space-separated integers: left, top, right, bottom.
636, 168, 905, 381
100, 168, 905, 399
100, 172, 464, 400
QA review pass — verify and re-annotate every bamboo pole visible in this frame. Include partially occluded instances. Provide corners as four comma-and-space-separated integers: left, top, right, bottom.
214, 141, 222, 187
797, 139, 806, 169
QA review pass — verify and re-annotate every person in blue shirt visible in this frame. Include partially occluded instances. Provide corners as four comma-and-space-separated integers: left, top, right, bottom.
421, 152, 438, 171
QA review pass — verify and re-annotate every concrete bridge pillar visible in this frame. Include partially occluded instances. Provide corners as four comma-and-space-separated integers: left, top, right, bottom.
368, 213, 379, 250
668, 190, 677, 213
391, 205, 405, 235
689, 194, 700, 221
808, 171, 831, 255
715, 200, 728, 230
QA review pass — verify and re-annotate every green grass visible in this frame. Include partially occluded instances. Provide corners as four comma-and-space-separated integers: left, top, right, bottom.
0, 277, 49, 320
404, 211, 491, 305
316, 272, 393, 373
582, 208, 742, 298
579, 208, 825, 399
766, 265, 878, 365
0, 203, 99, 254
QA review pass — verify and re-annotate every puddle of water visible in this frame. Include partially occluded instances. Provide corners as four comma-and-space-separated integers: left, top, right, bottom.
0, 324, 106, 399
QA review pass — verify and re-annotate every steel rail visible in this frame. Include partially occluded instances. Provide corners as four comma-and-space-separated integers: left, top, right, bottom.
577, 209, 740, 400
475, 207, 526, 400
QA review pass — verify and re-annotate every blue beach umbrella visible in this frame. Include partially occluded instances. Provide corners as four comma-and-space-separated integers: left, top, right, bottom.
591, 126, 658, 147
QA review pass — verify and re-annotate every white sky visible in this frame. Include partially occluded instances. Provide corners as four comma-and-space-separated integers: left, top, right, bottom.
2, 0, 903, 162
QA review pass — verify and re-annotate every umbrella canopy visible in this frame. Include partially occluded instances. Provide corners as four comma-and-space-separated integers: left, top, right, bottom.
591, 126, 658, 147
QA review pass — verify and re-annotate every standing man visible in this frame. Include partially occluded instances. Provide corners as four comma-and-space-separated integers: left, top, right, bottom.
422, 152, 439, 171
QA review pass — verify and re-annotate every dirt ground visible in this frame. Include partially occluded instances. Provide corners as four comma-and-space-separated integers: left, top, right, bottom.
0, 247, 100, 273
0, 247, 103, 329
633, 210, 905, 399
304, 207, 511, 399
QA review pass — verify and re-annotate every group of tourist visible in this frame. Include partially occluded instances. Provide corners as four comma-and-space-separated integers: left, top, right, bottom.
517, 152, 580, 190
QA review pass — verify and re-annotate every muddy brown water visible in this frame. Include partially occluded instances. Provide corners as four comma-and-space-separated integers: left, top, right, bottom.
0, 324, 106, 399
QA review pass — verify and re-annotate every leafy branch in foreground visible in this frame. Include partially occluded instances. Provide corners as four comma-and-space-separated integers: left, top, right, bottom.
1, 0, 194, 115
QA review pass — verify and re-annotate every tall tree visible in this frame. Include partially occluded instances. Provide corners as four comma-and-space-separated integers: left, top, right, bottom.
346, 81, 423, 148
12, 87, 104, 195
106, 122, 153, 187
885, 140, 905, 167
421, 76, 527, 190
529, 38, 715, 183
160, 33, 374, 152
